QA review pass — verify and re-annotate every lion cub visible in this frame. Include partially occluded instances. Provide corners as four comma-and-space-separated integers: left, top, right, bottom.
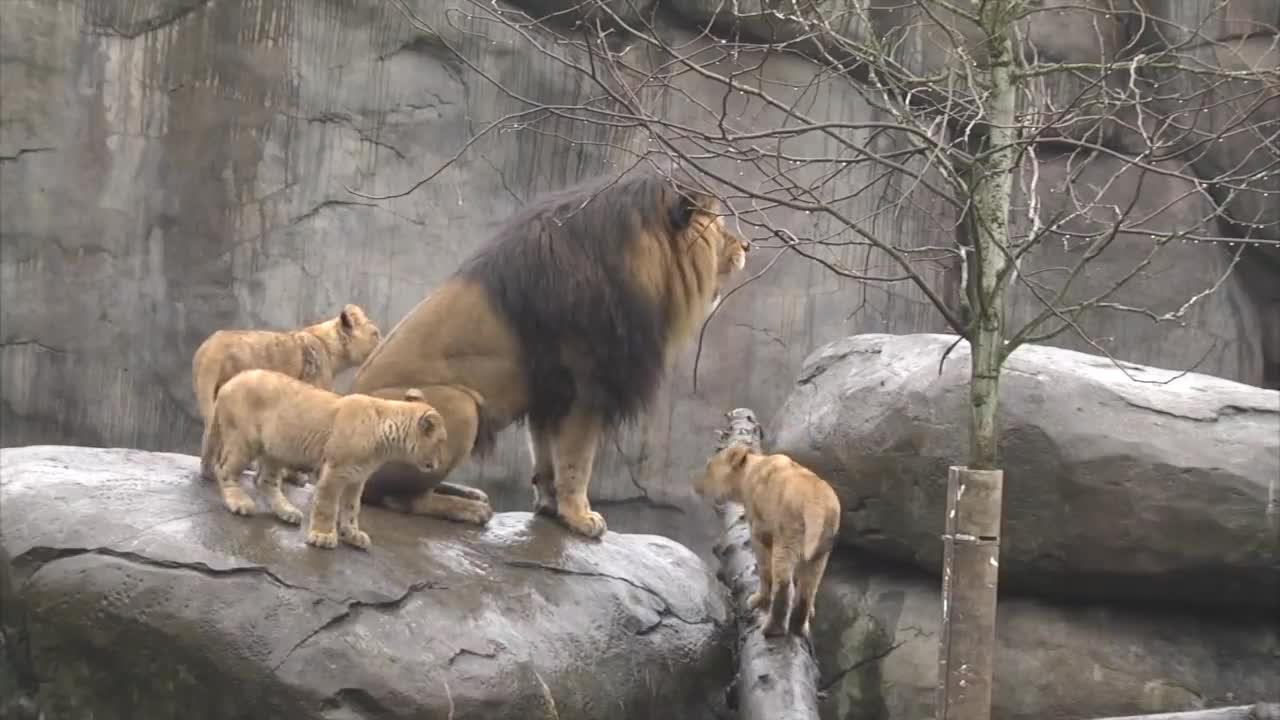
201, 368, 447, 551
693, 445, 840, 637
192, 304, 383, 482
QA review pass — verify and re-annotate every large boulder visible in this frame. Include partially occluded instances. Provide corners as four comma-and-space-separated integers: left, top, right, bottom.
0, 446, 733, 720
770, 333, 1280, 613
811, 554, 1280, 720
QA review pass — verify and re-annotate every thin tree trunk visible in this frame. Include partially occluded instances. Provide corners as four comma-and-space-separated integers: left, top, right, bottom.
938, 1, 1022, 719
711, 408, 821, 720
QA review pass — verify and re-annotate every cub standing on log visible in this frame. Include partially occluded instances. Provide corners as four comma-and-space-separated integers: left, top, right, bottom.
191, 304, 383, 483
694, 444, 840, 637
200, 369, 447, 551
350, 168, 752, 539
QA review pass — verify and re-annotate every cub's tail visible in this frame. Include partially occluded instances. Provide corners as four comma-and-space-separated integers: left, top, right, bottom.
802, 493, 839, 562
199, 411, 222, 481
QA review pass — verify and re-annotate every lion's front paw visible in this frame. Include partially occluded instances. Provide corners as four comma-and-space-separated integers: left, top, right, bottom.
340, 526, 372, 550
221, 491, 257, 517
559, 509, 607, 539
305, 530, 339, 549
747, 591, 769, 611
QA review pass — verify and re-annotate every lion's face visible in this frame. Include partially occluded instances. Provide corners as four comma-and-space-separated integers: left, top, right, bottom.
693, 445, 749, 501
338, 304, 382, 365
709, 223, 750, 312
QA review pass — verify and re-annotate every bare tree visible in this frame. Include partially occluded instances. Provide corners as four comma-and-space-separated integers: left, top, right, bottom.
354, 1, 1279, 718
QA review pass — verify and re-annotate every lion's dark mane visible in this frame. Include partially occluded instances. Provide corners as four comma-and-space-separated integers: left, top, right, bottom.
458, 169, 707, 434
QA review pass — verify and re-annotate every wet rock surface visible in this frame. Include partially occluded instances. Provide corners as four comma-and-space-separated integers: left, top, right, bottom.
811, 554, 1280, 720
770, 333, 1280, 613
0, 445, 733, 720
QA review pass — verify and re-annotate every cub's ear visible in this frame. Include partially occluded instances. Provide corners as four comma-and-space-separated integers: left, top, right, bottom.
418, 411, 440, 435
404, 388, 427, 403
339, 303, 364, 332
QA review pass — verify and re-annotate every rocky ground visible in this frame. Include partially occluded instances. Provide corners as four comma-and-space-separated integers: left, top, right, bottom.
0, 446, 734, 720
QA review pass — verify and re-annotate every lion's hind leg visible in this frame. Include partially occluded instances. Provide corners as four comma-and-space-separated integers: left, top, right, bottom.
526, 422, 557, 518
436, 481, 490, 505
379, 489, 493, 526
255, 459, 304, 525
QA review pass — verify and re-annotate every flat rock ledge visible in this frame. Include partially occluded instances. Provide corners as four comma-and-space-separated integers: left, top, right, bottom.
0, 445, 733, 720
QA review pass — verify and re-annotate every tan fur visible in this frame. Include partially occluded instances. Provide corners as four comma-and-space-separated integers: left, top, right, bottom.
352, 182, 750, 539
200, 369, 446, 551
693, 445, 840, 637
192, 304, 382, 483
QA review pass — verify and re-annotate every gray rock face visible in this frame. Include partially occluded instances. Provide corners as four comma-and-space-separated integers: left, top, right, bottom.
770, 333, 1280, 613
0, 445, 733, 720
811, 555, 1280, 720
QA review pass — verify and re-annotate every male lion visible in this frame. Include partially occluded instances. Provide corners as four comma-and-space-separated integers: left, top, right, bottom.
693, 445, 840, 638
191, 304, 382, 482
200, 368, 447, 551
352, 169, 752, 538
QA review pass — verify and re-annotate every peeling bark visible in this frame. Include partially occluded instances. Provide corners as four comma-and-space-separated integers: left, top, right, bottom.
711, 408, 821, 720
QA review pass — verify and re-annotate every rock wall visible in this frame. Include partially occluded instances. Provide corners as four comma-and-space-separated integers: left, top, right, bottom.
2, 0, 1277, 536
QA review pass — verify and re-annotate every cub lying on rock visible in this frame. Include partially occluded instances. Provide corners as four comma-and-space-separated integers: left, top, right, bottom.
694, 445, 840, 637
200, 368, 447, 551
192, 304, 383, 485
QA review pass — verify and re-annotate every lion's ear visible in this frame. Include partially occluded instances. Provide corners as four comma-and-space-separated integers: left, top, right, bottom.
404, 388, 426, 403
418, 411, 439, 435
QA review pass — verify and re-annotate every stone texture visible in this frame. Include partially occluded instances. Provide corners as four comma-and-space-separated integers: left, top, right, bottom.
810, 554, 1280, 720
0, 445, 733, 720
770, 333, 1280, 612
1, 0, 1277, 562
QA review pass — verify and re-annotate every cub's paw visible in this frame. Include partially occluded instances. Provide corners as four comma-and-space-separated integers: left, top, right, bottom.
788, 616, 812, 638
272, 503, 304, 525
305, 530, 339, 549
340, 527, 372, 550
283, 470, 311, 487
747, 591, 769, 611
558, 509, 607, 539
761, 619, 787, 638
221, 492, 257, 517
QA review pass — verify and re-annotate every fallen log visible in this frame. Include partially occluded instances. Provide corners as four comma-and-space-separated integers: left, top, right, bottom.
710, 408, 822, 720
1087, 703, 1280, 720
